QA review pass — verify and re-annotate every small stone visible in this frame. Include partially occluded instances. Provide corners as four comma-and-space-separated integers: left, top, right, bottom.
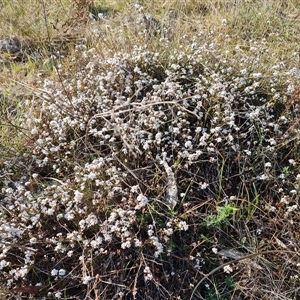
0, 38, 21, 54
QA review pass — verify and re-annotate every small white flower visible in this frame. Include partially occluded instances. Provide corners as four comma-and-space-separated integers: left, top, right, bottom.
200, 182, 209, 189
144, 266, 153, 281
194, 258, 201, 269
164, 228, 173, 236
268, 138, 276, 146
54, 291, 62, 299
134, 238, 142, 247
178, 221, 188, 231
280, 196, 289, 204
30, 127, 39, 135
265, 204, 276, 212
82, 275, 93, 284
0, 260, 9, 270
223, 265, 233, 274
121, 240, 131, 249
185, 140, 193, 149
252, 73, 263, 78
131, 185, 139, 193
212, 247, 218, 254
74, 190, 84, 202
93, 29, 100, 36
258, 174, 269, 180
287, 204, 298, 212
58, 269, 66, 276
288, 159, 296, 166
256, 229, 262, 235
135, 194, 149, 209
29, 237, 37, 244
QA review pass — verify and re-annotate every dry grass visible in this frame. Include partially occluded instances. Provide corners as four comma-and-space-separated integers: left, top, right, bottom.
0, 1, 299, 299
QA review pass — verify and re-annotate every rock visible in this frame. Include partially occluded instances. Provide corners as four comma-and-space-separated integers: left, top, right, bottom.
0, 37, 38, 63
0, 38, 21, 54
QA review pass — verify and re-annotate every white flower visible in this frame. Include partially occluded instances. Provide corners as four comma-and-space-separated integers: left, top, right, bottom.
200, 182, 209, 189
212, 247, 218, 254
223, 265, 233, 274
54, 291, 62, 299
130, 185, 139, 193
30, 127, 39, 135
64, 212, 75, 220
252, 73, 262, 78
74, 190, 84, 202
121, 240, 131, 249
257, 174, 269, 180
147, 229, 154, 236
29, 237, 37, 244
194, 258, 201, 269
134, 238, 142, 247
178, 221, 188, 231
51, 269, 58, 276
0, 260, 9, 270
58, 269, 66, 276
164, 228, 173, 236
265, 204, 276, 212
86, 213, 98, 227
135, 194, 149, 209
268, 138, 276, 145
82, 276, 93, 284
280, 196, 289, 204
288, 159, 296, 166
287, 205, 298, 212
144, 266, 153, 281
185, 140, 193, 149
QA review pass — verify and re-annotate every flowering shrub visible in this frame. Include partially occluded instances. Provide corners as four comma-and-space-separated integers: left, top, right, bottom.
1, 37, 299, 299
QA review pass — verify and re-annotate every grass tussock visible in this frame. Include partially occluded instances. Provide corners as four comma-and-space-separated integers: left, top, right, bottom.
0, 1, 300, 299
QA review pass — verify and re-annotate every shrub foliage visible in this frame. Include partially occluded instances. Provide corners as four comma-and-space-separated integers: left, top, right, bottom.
1, 9, 300, 300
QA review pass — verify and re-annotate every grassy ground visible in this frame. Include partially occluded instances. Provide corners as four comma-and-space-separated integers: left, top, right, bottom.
0, 0, 300, 299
